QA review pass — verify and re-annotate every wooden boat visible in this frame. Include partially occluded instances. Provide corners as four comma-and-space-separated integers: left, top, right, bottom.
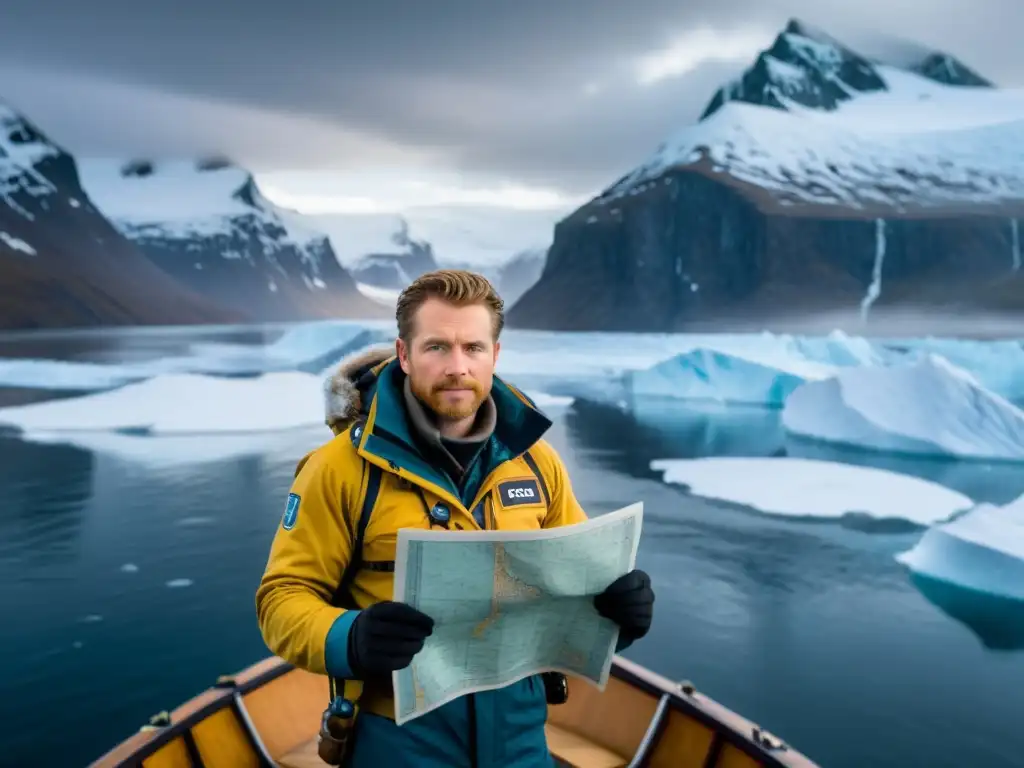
91, 655, 819, 768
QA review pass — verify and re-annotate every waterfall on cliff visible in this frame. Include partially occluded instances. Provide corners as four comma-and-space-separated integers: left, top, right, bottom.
1012, 218, 1020, 271
859, 218, 887, 324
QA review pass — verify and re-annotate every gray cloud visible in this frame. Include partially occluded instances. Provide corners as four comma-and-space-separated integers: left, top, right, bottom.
1, 0, 1022, 195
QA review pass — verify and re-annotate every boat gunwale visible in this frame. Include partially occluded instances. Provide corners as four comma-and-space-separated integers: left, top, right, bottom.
90, 655, 819, 768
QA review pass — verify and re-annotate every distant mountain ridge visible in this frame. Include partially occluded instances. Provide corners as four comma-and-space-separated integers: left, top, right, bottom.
0, 103, 239, 330
700, 20, 990, 120
76, 157, 387, 322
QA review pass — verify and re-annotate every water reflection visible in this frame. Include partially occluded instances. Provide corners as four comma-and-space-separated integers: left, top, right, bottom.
566, 398, 785, 477
909, 574, 1024, 651
568, 394, 1024, 508
0, 436, 95, 566
787, 438, 1024, 506
567, 394, 1024, 659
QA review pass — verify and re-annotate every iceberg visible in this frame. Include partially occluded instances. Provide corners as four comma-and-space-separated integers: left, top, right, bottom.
896, 495, 1024, 602
492, 330, 727, 403
651, 456, 973, 526
894, 337, 1024, 401
782, 354, 1024, 460
2, 324, 1021, 424
626, 346, 837, 407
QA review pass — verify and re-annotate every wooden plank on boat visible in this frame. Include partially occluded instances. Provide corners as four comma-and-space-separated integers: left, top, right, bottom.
547, 671, 660, 760
242, 665, 325, 757
91, 655, 821, 768
645, 708, 716, 767
276, 737, 327, 768
545, 723, 629, 768
192, 705, 261, 767
140, 737, 191, 768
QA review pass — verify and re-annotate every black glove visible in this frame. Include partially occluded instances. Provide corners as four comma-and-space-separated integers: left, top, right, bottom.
594, 569, 654, 642
347, 601, 435, 679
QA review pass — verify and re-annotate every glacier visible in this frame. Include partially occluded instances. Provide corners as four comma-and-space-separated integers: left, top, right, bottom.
782, 354, 1024, 461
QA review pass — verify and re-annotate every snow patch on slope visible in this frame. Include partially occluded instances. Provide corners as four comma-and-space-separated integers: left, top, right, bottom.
0, 231, 35, 254
77, 158, 327, 254
0, 102, 62, 213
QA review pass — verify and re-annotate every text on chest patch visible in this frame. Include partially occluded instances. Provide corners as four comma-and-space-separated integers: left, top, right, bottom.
497, 478, 543, 507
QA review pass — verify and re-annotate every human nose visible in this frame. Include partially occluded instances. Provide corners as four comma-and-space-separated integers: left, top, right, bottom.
444, 348, 470, 377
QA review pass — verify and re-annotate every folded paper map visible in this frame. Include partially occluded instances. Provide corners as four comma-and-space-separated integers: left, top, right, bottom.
391, 501, 644, 725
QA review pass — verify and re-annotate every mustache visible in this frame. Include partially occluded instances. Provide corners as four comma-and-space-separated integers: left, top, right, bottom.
432, 377, 481, 392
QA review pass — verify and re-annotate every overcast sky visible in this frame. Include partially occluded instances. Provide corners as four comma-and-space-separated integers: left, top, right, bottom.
0, 0, 1020, 211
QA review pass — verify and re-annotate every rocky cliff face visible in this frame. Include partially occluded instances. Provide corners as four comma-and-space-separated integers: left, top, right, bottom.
78, 158, 386, 322
509, 20, 1024, 332
0, 106, 239, 331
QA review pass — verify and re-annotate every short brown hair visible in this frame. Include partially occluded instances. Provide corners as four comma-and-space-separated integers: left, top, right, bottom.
396, 269, 504, 342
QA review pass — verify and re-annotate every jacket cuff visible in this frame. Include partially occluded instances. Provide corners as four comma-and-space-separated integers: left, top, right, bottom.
324, 610, 361, 679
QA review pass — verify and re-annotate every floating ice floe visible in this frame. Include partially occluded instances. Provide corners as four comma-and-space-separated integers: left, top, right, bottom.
896, 494, 1024, 602
651, 456, 973, 526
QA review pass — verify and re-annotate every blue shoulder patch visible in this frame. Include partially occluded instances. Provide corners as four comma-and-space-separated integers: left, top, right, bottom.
282, 493, 301, 530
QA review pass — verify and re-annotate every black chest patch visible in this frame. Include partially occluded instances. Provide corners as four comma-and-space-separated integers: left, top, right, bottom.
497, 478, 543, 508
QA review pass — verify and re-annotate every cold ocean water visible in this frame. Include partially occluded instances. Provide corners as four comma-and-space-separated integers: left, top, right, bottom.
1, 325, 1023, 768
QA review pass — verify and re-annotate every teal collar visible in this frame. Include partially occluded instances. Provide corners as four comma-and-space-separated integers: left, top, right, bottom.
363, 360, 552, 492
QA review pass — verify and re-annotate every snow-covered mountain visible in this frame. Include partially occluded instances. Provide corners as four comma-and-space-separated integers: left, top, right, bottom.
77, 158, 385, 322
510, 19, 1024, 333
0, 103, 238, 330
305, 206, 558, 307
698, 20, 991, 121
348, 218, 439, 290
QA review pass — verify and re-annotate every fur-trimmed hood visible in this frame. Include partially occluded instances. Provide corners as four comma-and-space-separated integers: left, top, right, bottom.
323, 344, 395, 435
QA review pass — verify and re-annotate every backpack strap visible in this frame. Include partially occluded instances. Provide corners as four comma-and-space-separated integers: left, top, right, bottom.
328, 421, 383, 702
521, 449, 549, 506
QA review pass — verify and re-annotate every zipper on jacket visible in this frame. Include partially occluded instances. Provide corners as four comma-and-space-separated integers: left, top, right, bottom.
467, 692, 479, 768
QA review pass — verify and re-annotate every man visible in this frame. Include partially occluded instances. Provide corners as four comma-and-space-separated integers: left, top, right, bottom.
256, 269, 655, 767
